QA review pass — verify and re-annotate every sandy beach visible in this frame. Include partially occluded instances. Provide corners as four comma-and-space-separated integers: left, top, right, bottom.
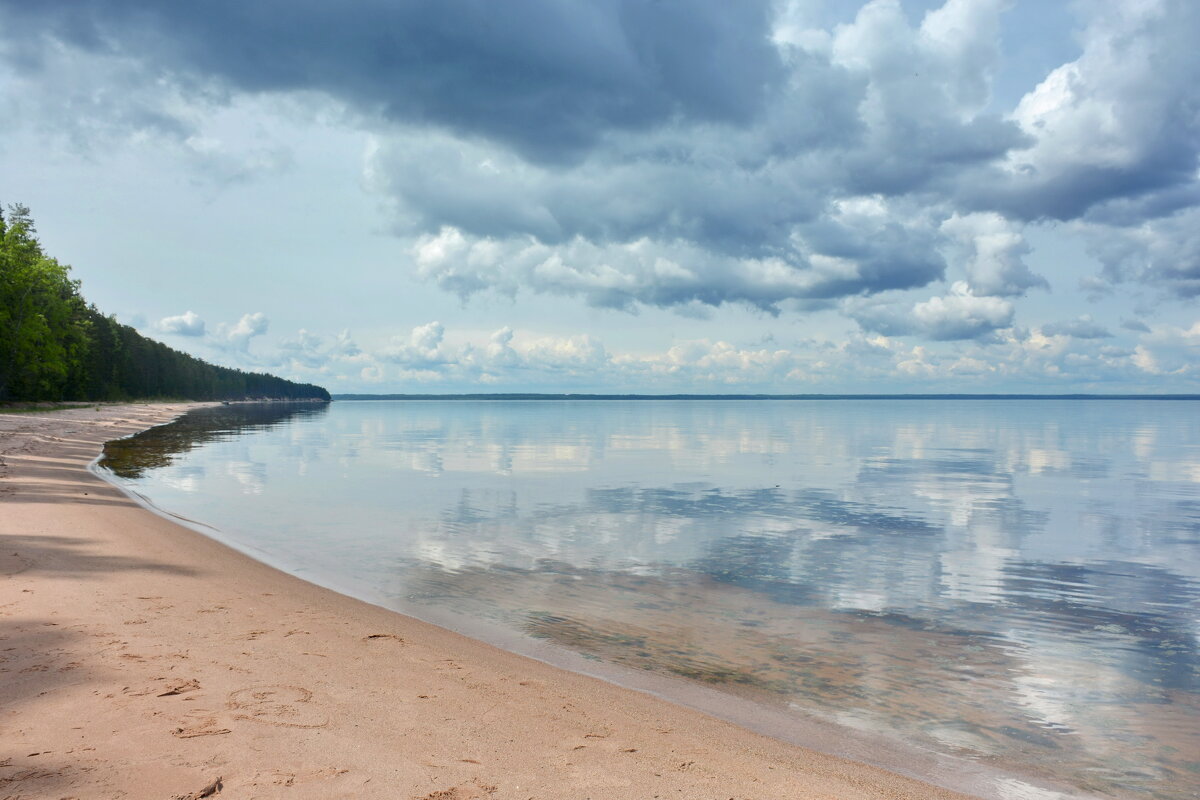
0, 403, 980, 800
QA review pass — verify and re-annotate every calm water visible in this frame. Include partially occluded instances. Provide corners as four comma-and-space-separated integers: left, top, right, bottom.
98, 400, 1200, 799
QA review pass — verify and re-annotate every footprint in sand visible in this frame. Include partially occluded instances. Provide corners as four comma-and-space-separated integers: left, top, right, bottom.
157, 678, 201, 697
227, 685, 328, 729
171, 715, 231, 739
417, 782, 496, 800
253, 767, 351, 788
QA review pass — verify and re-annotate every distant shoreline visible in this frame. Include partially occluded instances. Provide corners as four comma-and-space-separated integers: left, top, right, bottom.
333, 392, 1200, 401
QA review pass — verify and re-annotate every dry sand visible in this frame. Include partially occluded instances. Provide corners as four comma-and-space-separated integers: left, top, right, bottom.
0, 403, 981, 800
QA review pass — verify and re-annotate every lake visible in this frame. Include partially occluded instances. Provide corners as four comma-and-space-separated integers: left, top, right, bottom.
97, 399, 1200, 799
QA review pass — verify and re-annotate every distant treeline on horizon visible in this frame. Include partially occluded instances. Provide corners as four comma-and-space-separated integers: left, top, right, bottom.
0, 204, 329, 403
333, 393, 1200, 401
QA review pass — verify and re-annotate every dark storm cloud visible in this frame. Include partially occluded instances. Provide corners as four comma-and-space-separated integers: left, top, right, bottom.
0, 0, 784, 163
5, 0, 1200, 326
0, 0, 1024, 315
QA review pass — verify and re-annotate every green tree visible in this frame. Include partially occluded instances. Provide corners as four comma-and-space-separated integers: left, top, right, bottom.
0, 204, 89, 400
0, 204, 330, 403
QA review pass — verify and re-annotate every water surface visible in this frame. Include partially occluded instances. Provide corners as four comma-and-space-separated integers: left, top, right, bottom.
99, 400, 1200, 799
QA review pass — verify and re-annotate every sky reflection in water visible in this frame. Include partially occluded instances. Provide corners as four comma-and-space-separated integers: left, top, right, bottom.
100, 400, 1200, 799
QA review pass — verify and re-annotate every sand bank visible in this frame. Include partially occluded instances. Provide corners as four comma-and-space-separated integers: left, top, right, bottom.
0, 403, 980, 800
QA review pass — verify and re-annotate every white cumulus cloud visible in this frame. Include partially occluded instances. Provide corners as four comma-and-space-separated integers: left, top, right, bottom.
220, 312, 270, 350
156, 310, 206, 337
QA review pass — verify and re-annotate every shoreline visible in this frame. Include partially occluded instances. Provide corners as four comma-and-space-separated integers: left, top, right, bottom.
1, 404, 1041, 799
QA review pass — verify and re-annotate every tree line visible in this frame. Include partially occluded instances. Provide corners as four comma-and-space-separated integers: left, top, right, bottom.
0, 204, 330, 403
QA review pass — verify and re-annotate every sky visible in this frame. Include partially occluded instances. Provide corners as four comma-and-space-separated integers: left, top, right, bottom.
1, 0, 1198, 394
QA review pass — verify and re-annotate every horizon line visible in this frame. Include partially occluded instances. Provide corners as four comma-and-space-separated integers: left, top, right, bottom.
330, 392, 1200, 401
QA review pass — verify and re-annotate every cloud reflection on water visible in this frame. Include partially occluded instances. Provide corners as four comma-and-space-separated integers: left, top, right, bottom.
103, 400, 1200, 798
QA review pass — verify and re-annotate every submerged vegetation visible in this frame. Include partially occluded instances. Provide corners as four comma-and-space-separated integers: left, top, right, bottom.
0, 204, 329, 402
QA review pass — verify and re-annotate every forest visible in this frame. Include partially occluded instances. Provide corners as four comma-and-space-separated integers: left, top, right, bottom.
0, 204, 330, 403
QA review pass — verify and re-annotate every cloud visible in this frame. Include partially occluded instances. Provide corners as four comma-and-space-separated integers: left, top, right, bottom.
1131, 320, 1200, 376
354, 0, 1025, 311
276, 319, 1199, 392
520, 333, 610, 373
156, 310, 205, 337
1042, 316, 1113, 340
1121, 319, 1151, 333
386, 325, 812, 387
155, 312, 1198, 393
485, 327, 519, 368
277, 328, 362, 370
910, 284, 1014, 340
181, 127, 294, 185
6, 0, 1023, 318
380, 321, 450, 368
1081, 206, 1200, 298
1077, 275, 1115, 303
0, 32, 196, 149
971, 0, 1200, 223
1132, 345, 1161, 375
220, 311, 269, 350
5, 0, 1200, 359
370, 322, 616, 384
828, 0, 1026, 196
411, 211, 944, 314
939, 212, 1046, 297
850, 282, 1014, 341
410, 321, 444, 353
362, 0, 1198, 316
0, 0, 784, 163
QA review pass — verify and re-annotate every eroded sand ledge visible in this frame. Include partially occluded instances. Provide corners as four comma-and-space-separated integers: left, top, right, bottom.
0, 403, 979, 800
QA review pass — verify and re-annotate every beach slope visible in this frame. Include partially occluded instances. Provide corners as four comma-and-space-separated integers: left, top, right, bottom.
0, 404, 977, 800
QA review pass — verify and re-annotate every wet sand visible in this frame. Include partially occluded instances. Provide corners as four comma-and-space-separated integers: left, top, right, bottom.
0, 403, 981, 799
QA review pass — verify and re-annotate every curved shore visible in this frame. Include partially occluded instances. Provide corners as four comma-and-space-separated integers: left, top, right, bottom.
0, 403, 987, 799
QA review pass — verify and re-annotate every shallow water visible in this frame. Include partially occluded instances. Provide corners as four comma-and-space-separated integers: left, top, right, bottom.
99, 399, 1200, 799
